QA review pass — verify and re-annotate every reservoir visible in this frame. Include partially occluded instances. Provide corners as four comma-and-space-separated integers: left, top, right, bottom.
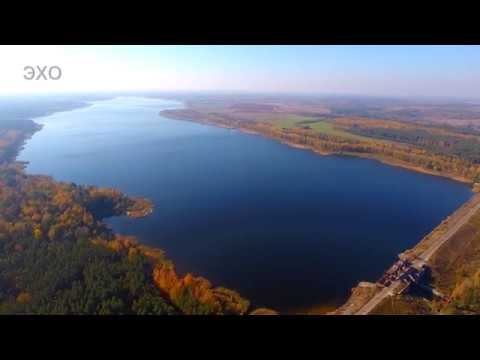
18, 97, 473, 313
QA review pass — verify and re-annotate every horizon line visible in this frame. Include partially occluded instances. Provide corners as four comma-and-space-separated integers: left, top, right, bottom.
1, 89, 480, 103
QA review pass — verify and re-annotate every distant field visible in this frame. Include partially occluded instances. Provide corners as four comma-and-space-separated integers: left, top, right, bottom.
269, 115, 368, 140
271, 114, 318, 128
184, 95, 480, 130
308, 121, 367, 140
172, 96, 480, 165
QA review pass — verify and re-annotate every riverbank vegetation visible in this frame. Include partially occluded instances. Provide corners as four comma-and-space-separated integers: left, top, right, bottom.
5, 94, 480, 315
161, 99, 480, 185
0, 115, 251, 315
161, 96, 480, 315
0, 120, 41, 164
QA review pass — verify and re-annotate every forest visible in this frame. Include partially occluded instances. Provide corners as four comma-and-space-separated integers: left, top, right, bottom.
0, 120, 40, 164
337, 118, 480, 163
0, 118, 251, 315
5, 94, 480, 315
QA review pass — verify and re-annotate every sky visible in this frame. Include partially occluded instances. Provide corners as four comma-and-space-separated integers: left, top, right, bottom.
0, 45, 479, 98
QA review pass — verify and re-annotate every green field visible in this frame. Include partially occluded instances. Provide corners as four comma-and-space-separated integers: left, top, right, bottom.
273, 115, 317, 129
271, 115, 367, 140
308, 121, 367, 139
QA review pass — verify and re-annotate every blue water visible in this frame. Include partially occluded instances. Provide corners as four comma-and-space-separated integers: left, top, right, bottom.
18, 97, 473, 312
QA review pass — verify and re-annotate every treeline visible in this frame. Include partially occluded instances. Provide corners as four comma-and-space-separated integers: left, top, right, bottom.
266, 126, 480, 182
346, 126, 480, 164
0, 163, 251, 314
163, 108, 480, 184
0, 120, 40, 164
0, 112, 255, 315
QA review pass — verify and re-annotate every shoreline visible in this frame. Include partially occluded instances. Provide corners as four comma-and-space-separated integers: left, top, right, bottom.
331, 192, 480, 315
8, 100, 259, 315
10, 99, 473, 315
159, 108, 476, 315
160, 110, 474, 186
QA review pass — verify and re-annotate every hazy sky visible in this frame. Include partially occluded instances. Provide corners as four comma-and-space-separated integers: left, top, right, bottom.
1, 45, 479, 98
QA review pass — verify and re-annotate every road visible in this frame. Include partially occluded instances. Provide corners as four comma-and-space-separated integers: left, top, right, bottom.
355, 281, 404, 315
419, 195, 480, 263
353, 193, 480, 315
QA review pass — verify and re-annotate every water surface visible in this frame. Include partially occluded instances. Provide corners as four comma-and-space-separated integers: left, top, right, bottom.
18, 97, 473, 312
